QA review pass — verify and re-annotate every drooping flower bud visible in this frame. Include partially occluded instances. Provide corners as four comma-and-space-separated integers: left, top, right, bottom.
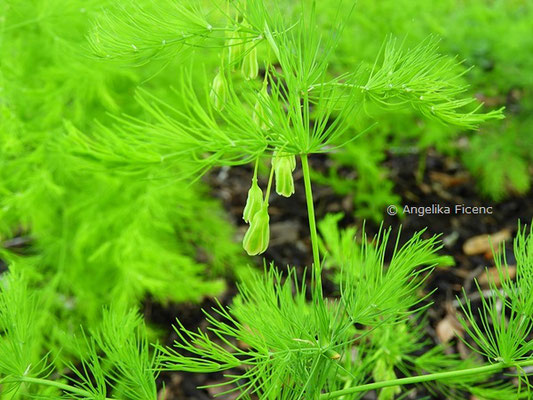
210, 69, 227, 111
243, 178, 263, 223
227, 32, 243, 70
241, 41, 258, 80
273, 151, 296, 197
242, 203, 270, 256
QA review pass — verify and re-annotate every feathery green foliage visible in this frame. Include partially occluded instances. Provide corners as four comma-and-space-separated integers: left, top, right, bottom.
78, 0, 501, 177
159, 266, 360, 399
1, 0, 531, 399
312, 0, 532, 217
458, 225, 533, 364
0, 271, 159, 399
159, 220, 533, 399
463, 120, 533, 200
0, 0, 245, 386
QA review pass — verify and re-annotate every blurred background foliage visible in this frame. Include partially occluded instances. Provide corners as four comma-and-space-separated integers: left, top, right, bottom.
0, 0, 531, 386
315, 0, 533, 220
0, 0, 242, 366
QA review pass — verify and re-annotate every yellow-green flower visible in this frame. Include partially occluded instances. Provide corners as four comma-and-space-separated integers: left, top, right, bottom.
241, 41, 258, 80
209, 69, 228, 111
273, 151, 296, 197
227, 32, 243, 70
243, 178, 264, 223
243, 203, 269, 256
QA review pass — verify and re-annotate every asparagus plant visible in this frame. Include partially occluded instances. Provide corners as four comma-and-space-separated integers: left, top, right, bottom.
2, 0, 532, 399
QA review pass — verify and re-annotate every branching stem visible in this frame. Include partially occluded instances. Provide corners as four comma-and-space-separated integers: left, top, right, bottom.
320, 360, 533, 399
300, 154, 322, 294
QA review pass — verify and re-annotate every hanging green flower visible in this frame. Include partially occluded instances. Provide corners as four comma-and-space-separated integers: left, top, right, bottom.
243, 177, 264, 223
241, 40, 258, 80
227, 31, 243, 70
273, 151, 296, 197
209, 68, 228, 111
242, 202, 269, 256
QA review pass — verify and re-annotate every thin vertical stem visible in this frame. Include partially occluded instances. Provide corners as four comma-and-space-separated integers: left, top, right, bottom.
300, 154, 322, 292
264, 160, 275, 205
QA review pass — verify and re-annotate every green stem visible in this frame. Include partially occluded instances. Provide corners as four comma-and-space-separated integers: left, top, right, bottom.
16, 376, 114, 400
320, 360, 533, 399
252, 157, 259, 182
300, 154, 322, 292
264, 160, 275, 205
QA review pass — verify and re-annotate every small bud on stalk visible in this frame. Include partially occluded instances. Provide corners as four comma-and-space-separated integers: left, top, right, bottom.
210, 69, 228, 111
243, 178, 263, 223
242, 203, 270, 256
273, 151, 296, 197
227, 32, 243, 70
241, 41, 258, 80
324, 348, 341, 360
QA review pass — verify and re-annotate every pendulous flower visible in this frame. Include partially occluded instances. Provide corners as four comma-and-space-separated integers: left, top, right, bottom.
242, 203, 269, 256
243, 178, 264, 223
273, 151, 296, 197
241, 41, 258, 80
210, 69, 228, 111
227, 32, 243, 70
